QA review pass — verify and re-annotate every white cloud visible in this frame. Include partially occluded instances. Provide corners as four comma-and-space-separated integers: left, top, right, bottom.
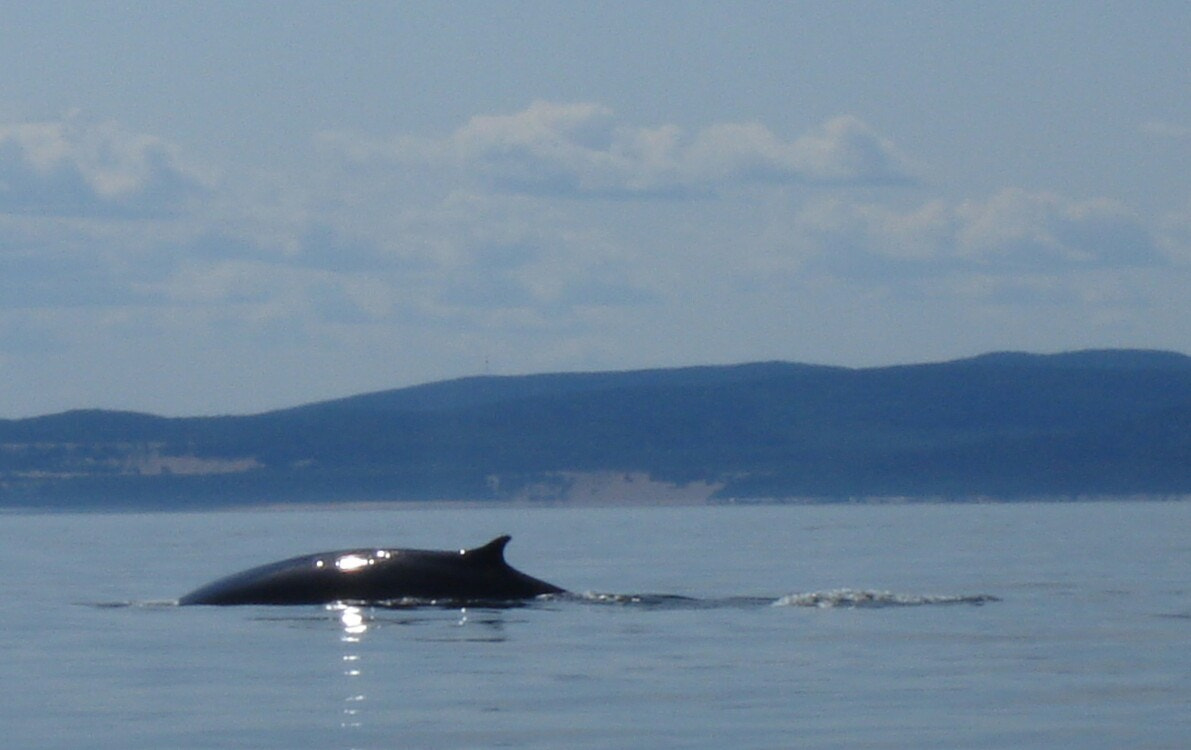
1158, 198, 1191, 264
0, 114, 210, 218
956, 189, 1161, 269
686, 115, 913, 186
800, 189, 1165, 278
325, 101, 917, 197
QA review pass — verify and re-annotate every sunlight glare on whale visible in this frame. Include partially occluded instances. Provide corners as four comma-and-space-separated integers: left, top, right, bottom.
335, 554, 371, 572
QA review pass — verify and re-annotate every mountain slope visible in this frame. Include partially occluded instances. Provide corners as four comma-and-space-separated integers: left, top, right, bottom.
2, 350, 1188, 508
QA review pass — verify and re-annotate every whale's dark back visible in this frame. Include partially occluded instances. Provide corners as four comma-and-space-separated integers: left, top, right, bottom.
179, 535, 565, 605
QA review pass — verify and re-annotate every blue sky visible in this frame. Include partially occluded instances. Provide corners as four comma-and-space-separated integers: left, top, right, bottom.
1, 1, 1188, 416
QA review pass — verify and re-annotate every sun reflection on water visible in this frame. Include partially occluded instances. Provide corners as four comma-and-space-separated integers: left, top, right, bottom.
331, 604, 368, 732
339, 605, 368, 638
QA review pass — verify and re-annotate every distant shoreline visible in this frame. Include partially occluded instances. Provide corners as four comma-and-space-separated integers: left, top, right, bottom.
5, 493, 1188, 516
5, 350, 1189, 507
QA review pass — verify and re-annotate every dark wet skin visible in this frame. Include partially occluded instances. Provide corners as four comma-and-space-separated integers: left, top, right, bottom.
179, 535, 565, 606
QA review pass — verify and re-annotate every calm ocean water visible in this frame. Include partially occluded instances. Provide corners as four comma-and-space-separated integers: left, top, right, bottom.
2, 500, 1188, 749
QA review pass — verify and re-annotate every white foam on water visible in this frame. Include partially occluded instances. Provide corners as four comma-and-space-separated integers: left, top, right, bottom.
773, 588, 999, 608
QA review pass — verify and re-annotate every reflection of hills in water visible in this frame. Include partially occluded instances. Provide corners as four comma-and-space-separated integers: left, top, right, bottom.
4, 348, 1189, 508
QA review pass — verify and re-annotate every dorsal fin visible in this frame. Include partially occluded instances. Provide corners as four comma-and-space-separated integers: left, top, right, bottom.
462, 535, 511, 565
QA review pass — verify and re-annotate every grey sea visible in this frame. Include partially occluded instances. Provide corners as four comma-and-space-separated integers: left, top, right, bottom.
2, 500, 1188, 749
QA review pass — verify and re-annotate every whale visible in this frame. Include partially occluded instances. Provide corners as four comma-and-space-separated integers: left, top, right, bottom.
178, 535, 566, 606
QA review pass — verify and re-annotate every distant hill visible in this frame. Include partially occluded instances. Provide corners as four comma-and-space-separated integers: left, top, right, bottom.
2, 349, 1189, 509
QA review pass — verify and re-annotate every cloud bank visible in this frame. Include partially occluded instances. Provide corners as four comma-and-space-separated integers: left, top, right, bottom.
327, 101, 917, 197
800, 189, 1165, 278
0, 115, 209, 218
2, 103, 1187, 416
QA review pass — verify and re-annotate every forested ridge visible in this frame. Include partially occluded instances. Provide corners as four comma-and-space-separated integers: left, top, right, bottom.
3, 350, 1189, 508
